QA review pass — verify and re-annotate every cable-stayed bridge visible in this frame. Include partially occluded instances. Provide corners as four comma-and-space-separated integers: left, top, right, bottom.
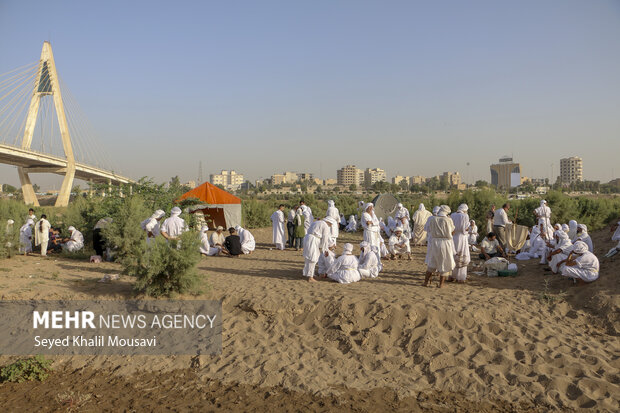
0, 42, 133, 207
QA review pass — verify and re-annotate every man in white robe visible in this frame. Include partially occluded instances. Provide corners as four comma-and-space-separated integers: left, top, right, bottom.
199, 225, 220, 256
210, 226, 226, 248
575, 224, 594, 252
412, 203, 432, 246
325, 200, 340, 242
301, 205, 313, 232
358, 241, 381, 278
63, 226, 84, 252
424, 206, 441, 265
568, 220, 579, 242
302, 217, 335, 282
395, 203, 410, 220
388, 227, 411, 260
35, 215, 51, 256
534, 200, 553, 240
561, 241, 599, 283
141, 209, 165, 244
379, 218, 391, 238
271, 205, 286, 250
362, 203, 381, 249
160, 207, 187, 240
424, 205, 456, 288
345, 215, 357, 232
19, 219, 34, 254
548, 230, 572, 273
236, 225, 256, 254
327, 243, 361, 284
450, 204, 470, 282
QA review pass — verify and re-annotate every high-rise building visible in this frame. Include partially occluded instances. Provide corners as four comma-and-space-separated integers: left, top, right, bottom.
440, 172, 461, 187
490, 157, 521, 189
210, 170, 244, 191
560, 156, 583, 184
364, 168, 386, 186
410, 176, 427, 185
392, 175, 409, 185
337, 165, 364, 186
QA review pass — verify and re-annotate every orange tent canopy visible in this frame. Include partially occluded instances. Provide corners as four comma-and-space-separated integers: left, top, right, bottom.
177, 182, 241, 204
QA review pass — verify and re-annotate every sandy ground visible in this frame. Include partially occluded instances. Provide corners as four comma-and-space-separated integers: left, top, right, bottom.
0, 226, 618, 412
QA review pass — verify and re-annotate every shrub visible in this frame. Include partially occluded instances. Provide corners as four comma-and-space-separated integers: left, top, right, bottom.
0, 355, 53, 383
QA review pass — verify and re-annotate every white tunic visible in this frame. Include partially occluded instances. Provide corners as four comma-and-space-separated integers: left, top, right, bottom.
200, 231, 220, 255
318, 250, 336, 275
34, 219, 51, 246
326, 202, 340, 239
426, 216, 456, 273
160, 216, 187, 238
141, 217, 160, 243
327, 254, 361, 284
303, 220, 331, 263
468, 224, 478, 245
388, 233, 411, 254
562, 252, 599, 282
362, 212, 381, 249
412, 207, 432, 245
345, 216, 357, 232
271, 210, 286, 246
19, 224, 33, 252
358, 249, 380, 278
238, 228, 256, 254
65, 230, 84, 252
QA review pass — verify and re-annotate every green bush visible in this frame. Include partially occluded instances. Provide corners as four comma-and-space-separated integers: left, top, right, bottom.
0, 355, 53, 383
130, 231, 202, 297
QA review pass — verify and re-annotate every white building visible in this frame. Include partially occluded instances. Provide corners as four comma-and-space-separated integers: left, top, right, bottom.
210, 170, 244, 191
560, 156, 583, 184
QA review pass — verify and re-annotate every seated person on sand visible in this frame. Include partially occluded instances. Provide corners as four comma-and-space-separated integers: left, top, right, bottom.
388, 226, 411, 260
547, 230, 572, 274
358, 241, 381, 278
235, 225, 255, 254
223, 227, 242, 257
317, 240, 337, 278
210, 226, 226, 249
199, 226, 220, 256
560, 241, 599, 284
479, 232, 506, 260
62, 226, 84, 253
48, 228, 63, 253
327, 243, 361, 284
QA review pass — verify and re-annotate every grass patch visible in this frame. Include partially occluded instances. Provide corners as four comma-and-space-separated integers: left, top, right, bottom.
538, 279, 568, 305
0, 355, 53, 383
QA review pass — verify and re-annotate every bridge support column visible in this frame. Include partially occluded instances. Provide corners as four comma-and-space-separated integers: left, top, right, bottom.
17, 167, 39, 206
55, 164, 75, 207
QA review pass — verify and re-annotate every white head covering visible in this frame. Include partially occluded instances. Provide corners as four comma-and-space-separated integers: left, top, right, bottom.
432, 206, 440, 215
152, 209, 165, 219
541, 200, 547, 206
394, 226, 403, 233
216, 226, 224, 231
343, 243, 353, 254
25, 219, 34, 226
561, 224, 569, 232
437, 205, 451, 217
68, 225, 76, 232
364, 202, 374, 212
359, 241, 369, 249
328, 238, 337, 248
327, 200, 335, 207
324, 217, 337, 226
200, 225, 209, 234
397, 203, 403, 208
7, 219, 14, 225
578, 224, 588, 233
457, 203, 468, 212
418, 203, 426, 211
554, 223, 562, 231
572, 241, 588, 254
235, 225, 242, 232
171, 207, 182, 216
568, 220, 578, 231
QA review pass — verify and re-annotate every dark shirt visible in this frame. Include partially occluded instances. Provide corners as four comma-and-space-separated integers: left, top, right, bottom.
224, 235, 242, 256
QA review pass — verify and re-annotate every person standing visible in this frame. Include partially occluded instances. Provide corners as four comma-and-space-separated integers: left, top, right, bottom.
534, 200, 553, 239
293, 207, 306, 250
450, 204, 470, 283
361, 203, 381, 249
35, 214, 51, 257
302, 217, 335, 282
493, 203, 511, 251
141, 210, 165, 244
19, 219, 34, 255
160, 207, 187, 240
325, 200, 340, 243
271, 204, 286, 250
287, 206, 297, 248
486, 205, 495, 235
411, 203, 432, 246
423, 205, 456, 288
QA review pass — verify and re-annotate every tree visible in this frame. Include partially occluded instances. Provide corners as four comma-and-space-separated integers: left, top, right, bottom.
2, 184, 17, 193
349, 184, 357, 191
475, 180, 488, 188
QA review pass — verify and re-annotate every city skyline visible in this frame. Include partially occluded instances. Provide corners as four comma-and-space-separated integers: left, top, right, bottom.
0, 1, 619, 189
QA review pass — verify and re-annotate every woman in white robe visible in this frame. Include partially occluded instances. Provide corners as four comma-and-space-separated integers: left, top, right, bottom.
327, 243, 361, 284
548, 230, 572, 273
199, 226, 220, 256
358, 241, 381, 278
325, 200, 340, 241
301, 205, 313, 232
561, 241, 599, 283
270, 206, 286, 250
450, 204, 470, 282
302, 217, 335, 281
575, 224, 593, 252
318, 239, 336, 277
424, 205, 456, 288
412, 204, 432, 246
19, 219, 34, 254
468, 220, 478, 245
235, 226, 256, 254
345, 215, 357, 232
567, 220, 578, 242
64, 226, 84, 252
361, 203, 381, 249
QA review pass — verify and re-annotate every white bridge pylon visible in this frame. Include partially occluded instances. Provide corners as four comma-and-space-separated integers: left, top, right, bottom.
0, 42, 134, 207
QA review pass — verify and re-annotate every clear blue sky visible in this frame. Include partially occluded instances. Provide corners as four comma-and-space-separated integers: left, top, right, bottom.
1, 0, 619, 188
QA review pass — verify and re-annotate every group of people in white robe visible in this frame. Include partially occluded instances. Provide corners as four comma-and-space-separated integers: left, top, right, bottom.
17, 209, 83, 256
508, 199, 600, 283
